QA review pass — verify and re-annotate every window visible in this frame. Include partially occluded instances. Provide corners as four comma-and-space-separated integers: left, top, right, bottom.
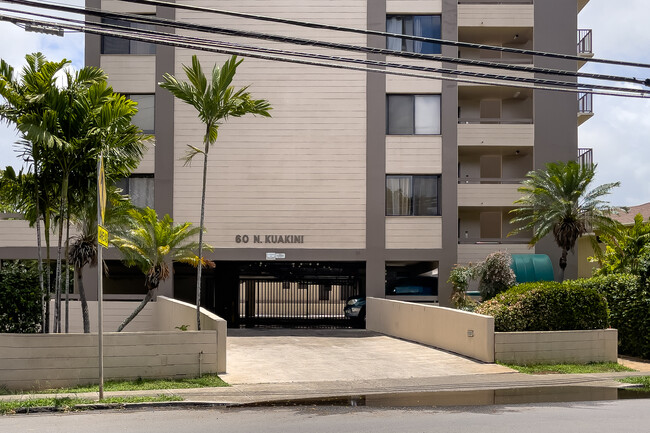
386, 175, 441, 216
387, 94, 441, 135
101, 18, 156, 54
125, 94, 155, 133
386, 15, 441, 54
116, 175, 154, 209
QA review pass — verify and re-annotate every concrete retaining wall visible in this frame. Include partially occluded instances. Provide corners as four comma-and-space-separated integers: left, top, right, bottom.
495, 329, 618, 364
50, 299, 156, 333
2, 297, 227, 391
367, 298, 495, 362
0, 331, 218, 391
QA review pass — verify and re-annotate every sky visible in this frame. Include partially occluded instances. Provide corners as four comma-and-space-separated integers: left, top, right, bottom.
0, 0, 649, 206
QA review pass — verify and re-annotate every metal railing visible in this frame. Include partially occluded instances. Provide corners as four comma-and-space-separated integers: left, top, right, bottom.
458, 118, 533, 125
458, 1, 533, 4
458, 178, 525, 184
578, 92, 593, 113
578, 148, 594, 168
458, 238, 531, 245
578, 29, 593, 54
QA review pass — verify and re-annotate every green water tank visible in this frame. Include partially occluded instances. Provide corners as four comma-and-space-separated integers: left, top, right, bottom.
510, 254, 554, 283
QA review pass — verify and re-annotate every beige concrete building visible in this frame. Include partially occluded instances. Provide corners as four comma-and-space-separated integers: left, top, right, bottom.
0, 0, 593, 327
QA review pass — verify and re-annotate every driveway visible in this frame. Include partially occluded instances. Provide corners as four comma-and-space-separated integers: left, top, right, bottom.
222, 328, 513, 385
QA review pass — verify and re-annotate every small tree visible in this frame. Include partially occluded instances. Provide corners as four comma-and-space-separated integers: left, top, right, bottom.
510, 161, 620, 281
160, 55, 271, 330
448, 264, 478, 310
591, 213, 650, 276
477, 251, 516, 301
0, 261, 41, 333
111, 207, 210, 332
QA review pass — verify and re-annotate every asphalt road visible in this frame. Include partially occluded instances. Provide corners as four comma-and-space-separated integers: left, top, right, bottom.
2, 399, 649, 433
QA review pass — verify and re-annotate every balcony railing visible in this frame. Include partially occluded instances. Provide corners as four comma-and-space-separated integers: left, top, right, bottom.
458, 178, 524, 184
578, 92, 593, 114
458, 118, 533, 125
458, 238, 531, 245
578, 29, 593, 55
578, 148, 593, 168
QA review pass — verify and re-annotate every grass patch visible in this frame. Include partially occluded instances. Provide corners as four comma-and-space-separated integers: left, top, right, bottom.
0, 394, 183, 414
499, 362, 635, 375
619, 376, 650, 391
10, 374, 228, 395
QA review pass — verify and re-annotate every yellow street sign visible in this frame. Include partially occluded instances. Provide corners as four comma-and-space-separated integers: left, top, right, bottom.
98, 156, 107, 225
98, 225, 109, 248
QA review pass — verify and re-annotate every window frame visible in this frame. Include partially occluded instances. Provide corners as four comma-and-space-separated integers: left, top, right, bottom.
385, 175, 442, 217
386, 14, 442, 54
101, 17, 157, 55
123, 93, 155, 134
386, 94, 441, 135
116, 174, 155, 209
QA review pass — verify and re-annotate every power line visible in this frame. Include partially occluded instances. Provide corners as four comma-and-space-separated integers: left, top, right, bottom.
116, 0, 650, 71
2, 8, 647, 98
5, 0, 648, 88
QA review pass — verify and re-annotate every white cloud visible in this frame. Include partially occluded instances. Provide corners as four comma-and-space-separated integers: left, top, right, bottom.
0, 1, 84, 170
579, 0, 650, 206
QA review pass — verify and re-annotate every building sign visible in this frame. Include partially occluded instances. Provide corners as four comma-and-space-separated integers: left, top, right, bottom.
235, 234, 304, 244
266, 252, 286, 261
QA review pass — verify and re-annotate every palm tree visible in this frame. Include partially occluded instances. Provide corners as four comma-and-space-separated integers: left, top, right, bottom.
509, 160, 620, 281
111, 207, 210, 332
159, 55, 271, 329
592, 213, 649, 276
68, 188, 133, 333
0, 53, 69, 332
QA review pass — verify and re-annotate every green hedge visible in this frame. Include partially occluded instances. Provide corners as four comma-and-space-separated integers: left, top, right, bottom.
0, 261, 42, 333
475, 282, 609, 332
573, 274, 650, 359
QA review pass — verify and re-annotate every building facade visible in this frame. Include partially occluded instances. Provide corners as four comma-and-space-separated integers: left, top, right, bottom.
0, 0, 593, 326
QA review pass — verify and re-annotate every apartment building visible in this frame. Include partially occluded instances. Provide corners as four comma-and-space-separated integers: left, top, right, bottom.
7, 0, 590, 326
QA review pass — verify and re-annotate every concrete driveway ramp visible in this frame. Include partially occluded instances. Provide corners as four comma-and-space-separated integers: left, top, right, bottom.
223, 329, 512, 385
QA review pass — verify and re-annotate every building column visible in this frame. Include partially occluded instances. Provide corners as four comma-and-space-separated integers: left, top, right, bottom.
534, 0, 579, 281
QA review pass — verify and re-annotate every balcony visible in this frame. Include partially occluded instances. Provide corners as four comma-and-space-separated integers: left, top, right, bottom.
578, 92, 593, 126
458, 1, 533, 28
578, 147, 593, 168
458, 122, 534, 147
458, 179, 523, 207
457, 242, 533, 264
577, 29, 593, 69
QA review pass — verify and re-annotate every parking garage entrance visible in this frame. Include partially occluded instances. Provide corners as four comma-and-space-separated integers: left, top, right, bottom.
175, 261, 365, 328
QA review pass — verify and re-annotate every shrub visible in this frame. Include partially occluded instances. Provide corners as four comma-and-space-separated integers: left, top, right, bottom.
476, 282, 609, 332
448, 264, 478, 311
477, 251, 516, 301
575, 274, 650, 359
0, 261, 42, 333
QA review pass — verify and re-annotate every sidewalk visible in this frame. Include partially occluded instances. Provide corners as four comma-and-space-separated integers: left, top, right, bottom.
3, 370, 648, 406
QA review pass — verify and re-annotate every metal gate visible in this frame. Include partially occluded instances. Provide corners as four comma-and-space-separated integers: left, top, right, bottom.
238, 278, 361, 327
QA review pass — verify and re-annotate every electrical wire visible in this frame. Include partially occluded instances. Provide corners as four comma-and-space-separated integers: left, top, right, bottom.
1, 11, 646, 99
2, 6, 647, 98
4, 0, 648, 88
115, 0, 650, 71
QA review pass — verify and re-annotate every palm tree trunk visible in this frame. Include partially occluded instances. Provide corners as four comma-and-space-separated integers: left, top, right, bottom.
195, 132, 210, 331
34, 165, 46, 333
76, 264, 90, 333
64, 213, 70, 333
54, 173, 69, 333
559, 248, 568, 282
44, 215, 51, 333
117, 288, 154, 332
